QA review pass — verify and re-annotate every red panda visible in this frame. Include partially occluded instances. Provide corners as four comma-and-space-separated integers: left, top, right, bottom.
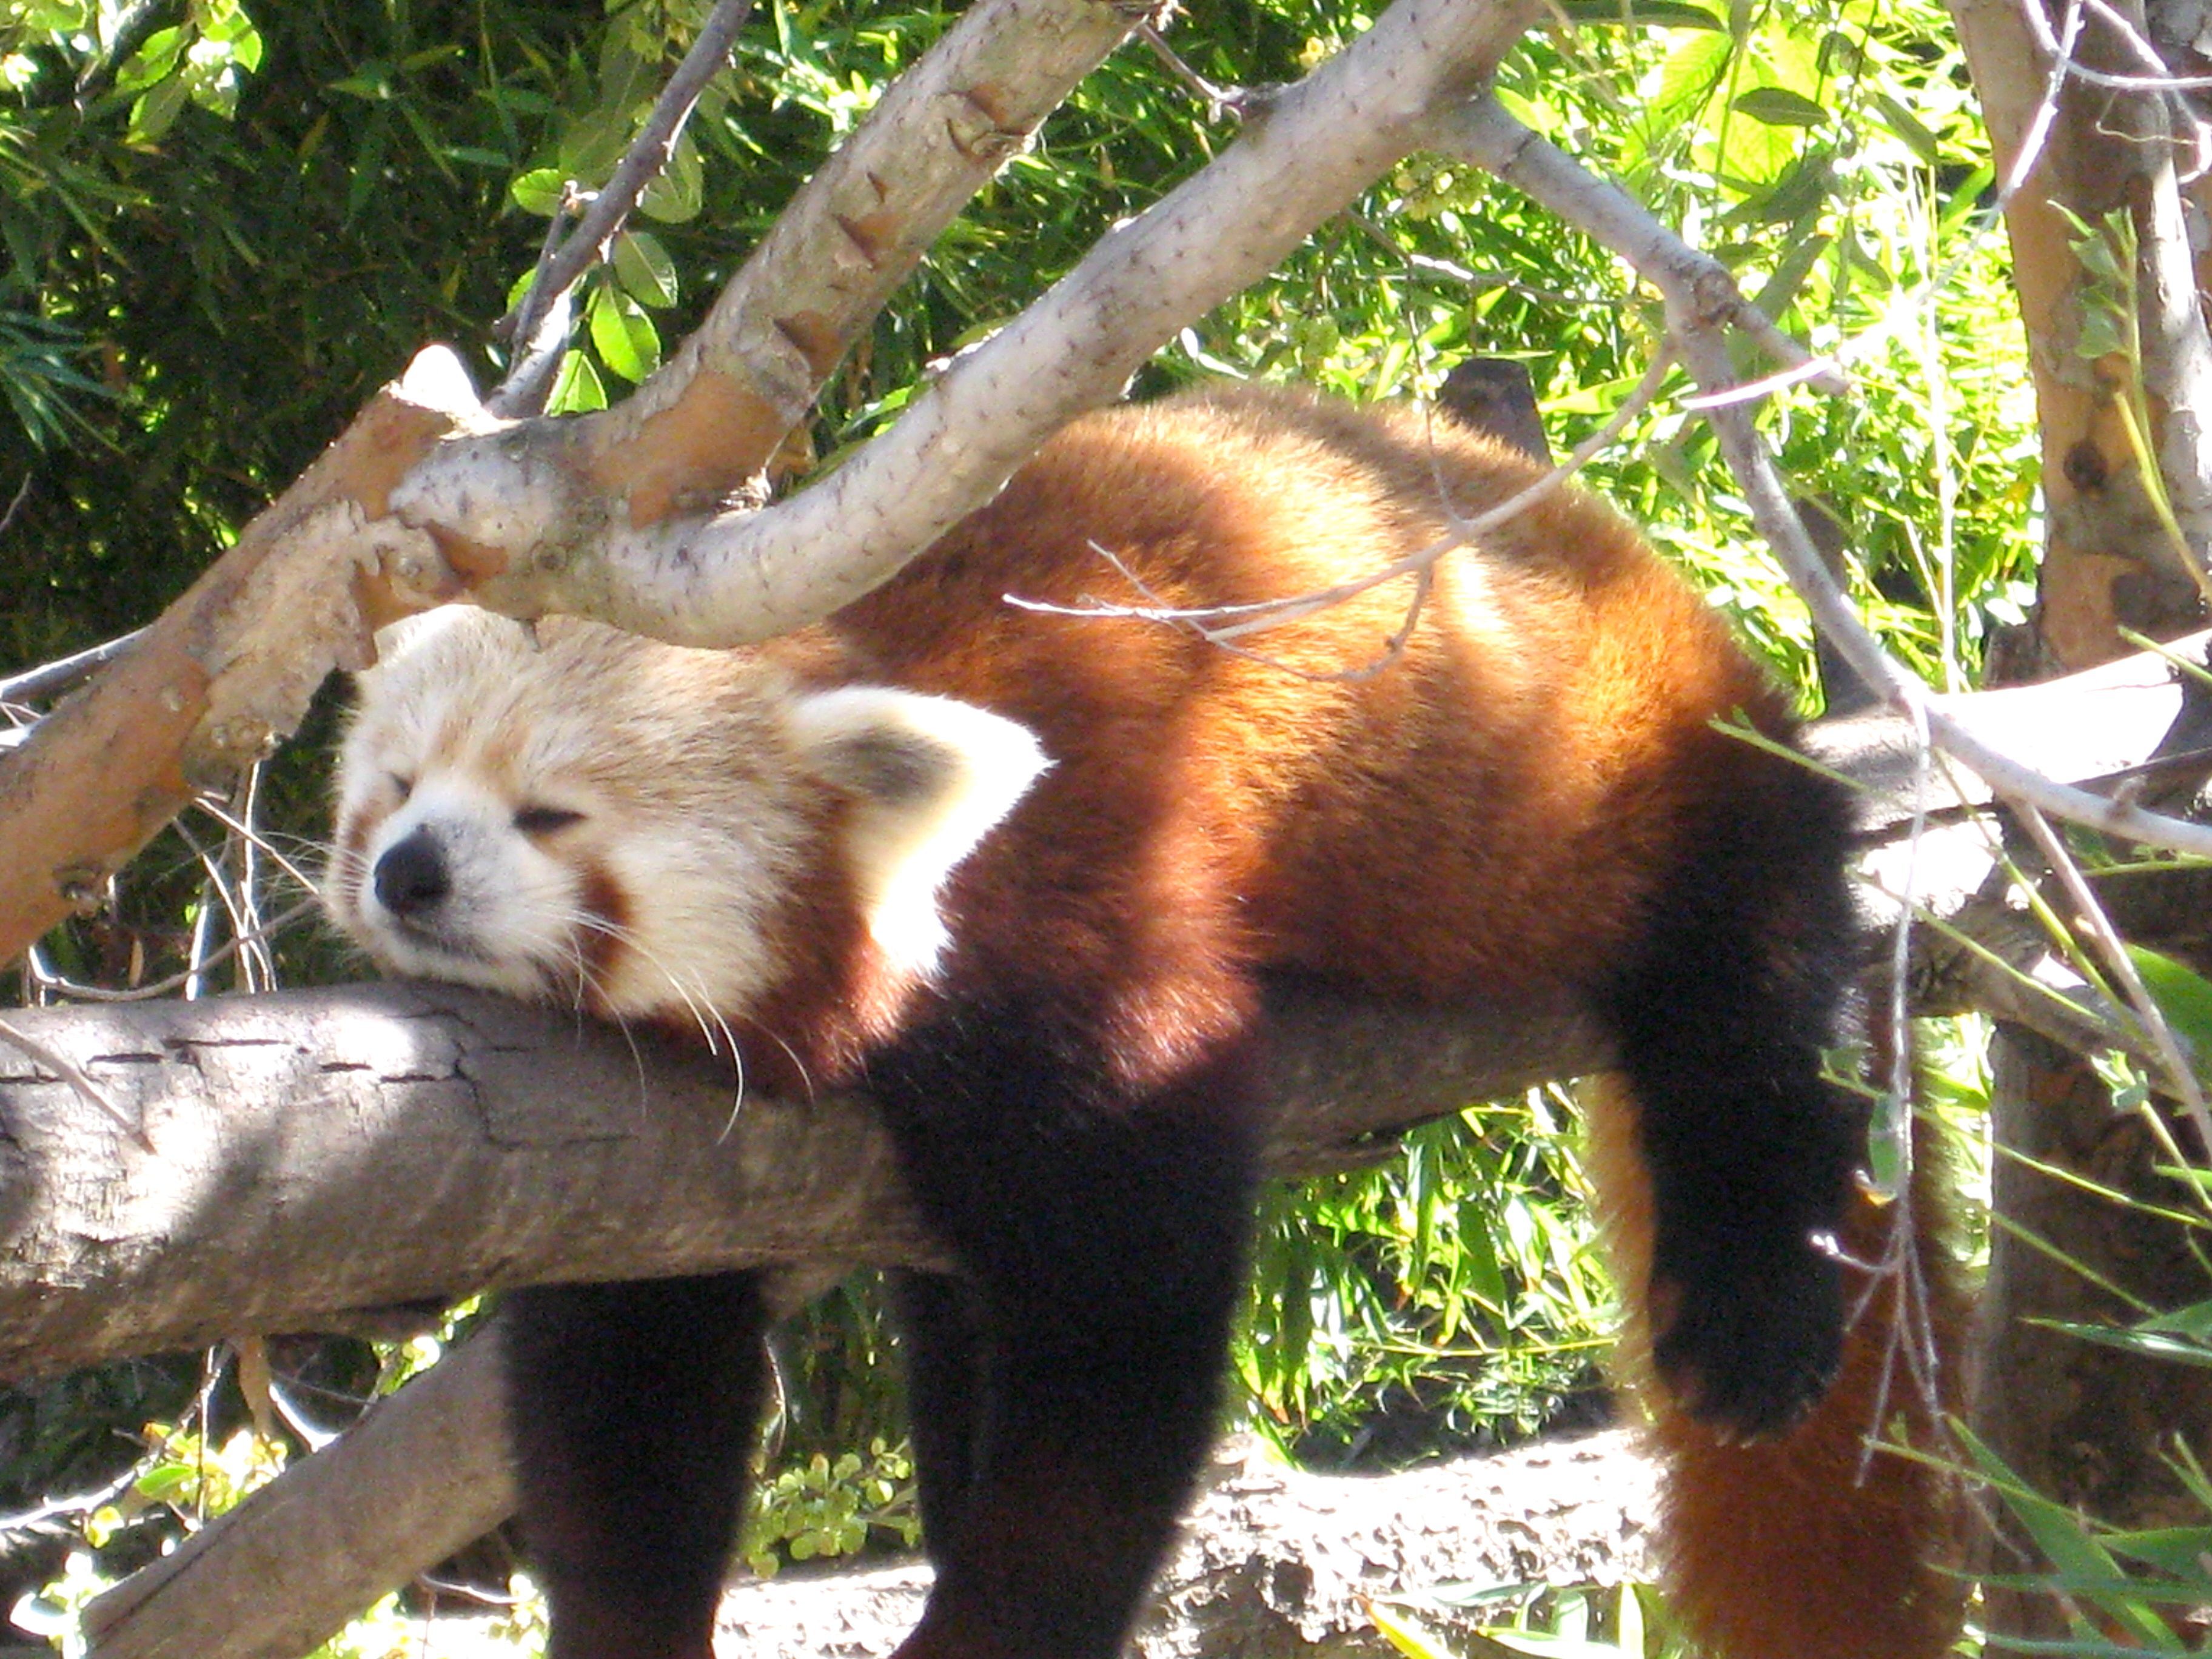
327, 383, 1960, 1659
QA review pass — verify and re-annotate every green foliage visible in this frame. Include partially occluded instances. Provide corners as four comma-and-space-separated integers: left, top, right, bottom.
742, 1441, 919, 1577
1370, 1580, 1697, 1659
1959, 1424, 2211, 1656
1239, 1092, 1613, 1462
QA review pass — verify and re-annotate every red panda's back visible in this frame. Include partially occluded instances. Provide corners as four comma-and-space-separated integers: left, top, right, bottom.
824, 384, 1795, 1011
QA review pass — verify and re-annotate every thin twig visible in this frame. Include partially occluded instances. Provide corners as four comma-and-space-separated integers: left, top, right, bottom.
492, 187, 588, 420
2013, 799, 2212, 1171
19, 900, 320, 1004
0, 628, 149, 705
0, 1013, 154, 1150
489, 0, 754, 418
1135, 20, 1273, 124
1004, 347, 1672, 655
2025, 0, 2212, 92
175, 818, 264, 998
0, 472, 33, 541
2002, 0, 2086, 208
190, 796, 326, 905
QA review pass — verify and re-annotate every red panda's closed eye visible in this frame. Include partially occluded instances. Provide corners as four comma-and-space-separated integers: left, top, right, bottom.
514, 804, 586, 836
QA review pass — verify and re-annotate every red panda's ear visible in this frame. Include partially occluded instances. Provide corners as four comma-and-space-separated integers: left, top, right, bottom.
786, 688, 1049, 974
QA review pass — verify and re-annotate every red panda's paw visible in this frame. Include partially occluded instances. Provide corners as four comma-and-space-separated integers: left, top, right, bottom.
1650, 1231, 1844, 1441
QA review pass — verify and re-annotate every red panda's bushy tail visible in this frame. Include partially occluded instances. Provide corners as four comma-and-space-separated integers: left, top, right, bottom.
1586, 1078, 1967, 1659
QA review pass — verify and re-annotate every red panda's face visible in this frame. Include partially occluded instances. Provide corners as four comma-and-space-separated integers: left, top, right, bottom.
326, 608, 1048, 1032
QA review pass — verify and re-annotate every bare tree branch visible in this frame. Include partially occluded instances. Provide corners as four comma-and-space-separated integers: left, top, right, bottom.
0, 0, 1537, 976
390, 0, 1546, 645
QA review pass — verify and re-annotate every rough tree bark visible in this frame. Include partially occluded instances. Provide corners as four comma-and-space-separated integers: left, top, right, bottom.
1950, 0, 2212, 675
0, 981, 1606, 1377
1946, 0, 2212, 1639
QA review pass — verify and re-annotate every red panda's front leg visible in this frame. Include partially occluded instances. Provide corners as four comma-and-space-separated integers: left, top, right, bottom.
865, 1000, 1265, 1659
503, 1272, 769, 1659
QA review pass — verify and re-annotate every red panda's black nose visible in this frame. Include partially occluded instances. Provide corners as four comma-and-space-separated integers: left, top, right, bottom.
374, 829, 451, 917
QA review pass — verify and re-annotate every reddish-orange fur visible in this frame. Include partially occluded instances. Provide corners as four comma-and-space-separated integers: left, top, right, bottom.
758, 385, 1963, 1657
761, 386, 1784, 1080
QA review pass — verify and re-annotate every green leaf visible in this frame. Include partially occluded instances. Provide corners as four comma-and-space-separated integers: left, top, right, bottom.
128, 74, 190, 144
1732, 87, 1828, 127
2104, 1525, 2212, 1580
510, 168, 568, 216
2076, 308, 2129, 361
547, 350, 607, 414
135, 1463, 195, 1501
2145, 1299, 2212, 1342
1873, 91, 1943, 166
114, 25, 184, 93
2037, 1318, 2212, 1368
1367, 1600, 1460, 1659
1724, 149, 1833, 227
613, 229, 678, 308
587, 285, 660, 383
2127, 946, 2212, 1068
640, 132, 705, 223
558, 108, 632, 183
1957, 1423, 2187, 1649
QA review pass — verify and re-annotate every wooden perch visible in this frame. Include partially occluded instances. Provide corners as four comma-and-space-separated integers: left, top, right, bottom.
0, 980, 1602, 1379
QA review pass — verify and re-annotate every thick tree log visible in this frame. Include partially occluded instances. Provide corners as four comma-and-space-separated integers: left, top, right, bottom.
0, 980, 1603, 1380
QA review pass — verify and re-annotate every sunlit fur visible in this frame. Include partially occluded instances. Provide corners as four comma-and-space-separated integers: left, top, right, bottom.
330, 609, 1048, 1050
327, 384, 1959, 1659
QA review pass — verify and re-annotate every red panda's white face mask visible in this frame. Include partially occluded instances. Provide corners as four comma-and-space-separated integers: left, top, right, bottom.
326, 607, 1048, 1025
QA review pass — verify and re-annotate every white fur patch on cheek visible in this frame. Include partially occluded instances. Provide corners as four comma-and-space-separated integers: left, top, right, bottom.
581, 829, 773, 1028
786, 686, 1049, 977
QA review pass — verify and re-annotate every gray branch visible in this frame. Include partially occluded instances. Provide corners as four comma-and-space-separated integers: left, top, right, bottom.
0, 980, 1602, 1379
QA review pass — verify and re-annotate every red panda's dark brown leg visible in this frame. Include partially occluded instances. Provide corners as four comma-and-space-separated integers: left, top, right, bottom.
888, 1267, 987, 1552
888, 1266, 991, 1560
867, 1005, 1264, 1659
503, 1272, 768, 1659
1598, 740, 1862, 1439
